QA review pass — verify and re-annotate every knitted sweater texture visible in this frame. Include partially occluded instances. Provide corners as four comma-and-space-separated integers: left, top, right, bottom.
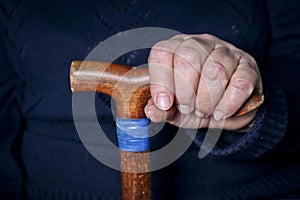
0, 0, 300, 199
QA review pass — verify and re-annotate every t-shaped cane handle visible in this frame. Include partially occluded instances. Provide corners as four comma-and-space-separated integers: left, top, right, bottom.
70, 60, 264, 200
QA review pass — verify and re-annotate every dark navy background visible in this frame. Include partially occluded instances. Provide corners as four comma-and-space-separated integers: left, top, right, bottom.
0, 0, 300, 199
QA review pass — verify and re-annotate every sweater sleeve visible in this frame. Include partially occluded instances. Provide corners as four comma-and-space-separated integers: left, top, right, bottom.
194, 1, 300, 160
0, 24, 25, 198
194, 80, 287, 159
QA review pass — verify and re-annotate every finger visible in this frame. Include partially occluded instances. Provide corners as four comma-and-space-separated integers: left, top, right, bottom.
213, 57, 259, 120
195, 46, 240, 117
148, 39, 182, 110
170, 34, 193, 40
223, 109, 258, 130
174, 38, 214, 114
164, 108, 256, 130
167, 110, 210, 129
144, 98, 177, 122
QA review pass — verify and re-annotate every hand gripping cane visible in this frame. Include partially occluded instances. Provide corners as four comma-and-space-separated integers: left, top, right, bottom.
70, 60, 264, 200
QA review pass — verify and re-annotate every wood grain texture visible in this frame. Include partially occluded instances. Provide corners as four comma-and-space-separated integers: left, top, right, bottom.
71, 60, 151, 200
70, 60, 264, 200
71, 60, 150, 119
120, 150, 151, 200
70, 60, 264, 118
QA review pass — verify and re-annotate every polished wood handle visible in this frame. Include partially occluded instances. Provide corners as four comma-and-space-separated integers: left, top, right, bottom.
70, 60, 264, 200
70, 60, 264, 118
70, 60, 151, 200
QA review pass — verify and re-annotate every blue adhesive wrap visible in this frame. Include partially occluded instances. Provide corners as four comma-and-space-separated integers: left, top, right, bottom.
116, 118, 150, 152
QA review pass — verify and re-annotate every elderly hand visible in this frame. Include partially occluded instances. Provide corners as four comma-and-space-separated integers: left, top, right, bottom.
144, 34, 263, 130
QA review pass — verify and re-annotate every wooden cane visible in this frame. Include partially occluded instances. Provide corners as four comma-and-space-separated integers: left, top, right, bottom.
70, 60, 264, 200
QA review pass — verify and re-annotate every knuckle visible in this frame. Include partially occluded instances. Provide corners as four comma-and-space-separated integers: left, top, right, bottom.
204, 61, 228, 81
182, 37, 199, 45
149, 50, 170, 64
231, 77, 254, 94
180, 37, 214, 59
200, 33, 216, 40
240, 54, 258, 68
222, 47, 232, 55
233, 51, 243, 61
213, 46, 234, 62
170, 34, 186, 40
185, 37, 211, 54
149, 51, 171, 65
175, 46, 200, 68
152, 40, 171, 50
149, 41, 173, 59
149, 39, 181, 64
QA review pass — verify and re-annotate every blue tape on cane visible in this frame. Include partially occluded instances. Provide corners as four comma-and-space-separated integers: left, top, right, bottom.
116, 118, 150, 152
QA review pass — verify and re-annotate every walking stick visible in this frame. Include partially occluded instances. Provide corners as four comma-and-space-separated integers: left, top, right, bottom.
70, 60, 264, 200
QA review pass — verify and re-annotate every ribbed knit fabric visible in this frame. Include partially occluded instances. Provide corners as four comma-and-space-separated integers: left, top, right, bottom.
216, 165, 300, 200
194, 81, 288, 159
25, 183, 120, 200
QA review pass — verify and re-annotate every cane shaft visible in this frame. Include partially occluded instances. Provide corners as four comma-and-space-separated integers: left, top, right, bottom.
71, 61, 151, 200
70, 60, 264, 200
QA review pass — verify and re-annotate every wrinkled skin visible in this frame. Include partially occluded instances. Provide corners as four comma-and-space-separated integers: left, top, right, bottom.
145, 34, 263, 131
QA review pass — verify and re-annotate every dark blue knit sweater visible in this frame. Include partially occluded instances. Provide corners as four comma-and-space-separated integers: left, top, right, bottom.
1, 0, 300, 199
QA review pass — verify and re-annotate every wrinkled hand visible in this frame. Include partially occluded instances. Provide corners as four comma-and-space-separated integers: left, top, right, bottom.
144, 34, 263, 130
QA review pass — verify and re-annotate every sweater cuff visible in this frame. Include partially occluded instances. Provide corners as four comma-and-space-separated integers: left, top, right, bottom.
194, 82, 288, 159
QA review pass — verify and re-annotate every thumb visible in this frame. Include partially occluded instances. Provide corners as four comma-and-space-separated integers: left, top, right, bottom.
144, 98, 176, 122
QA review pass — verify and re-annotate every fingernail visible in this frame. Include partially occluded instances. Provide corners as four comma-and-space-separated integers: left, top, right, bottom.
177, 105, 191, 114
195, 110, 205, 118
156, 93, 171, 110
213, 110, 224, 121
